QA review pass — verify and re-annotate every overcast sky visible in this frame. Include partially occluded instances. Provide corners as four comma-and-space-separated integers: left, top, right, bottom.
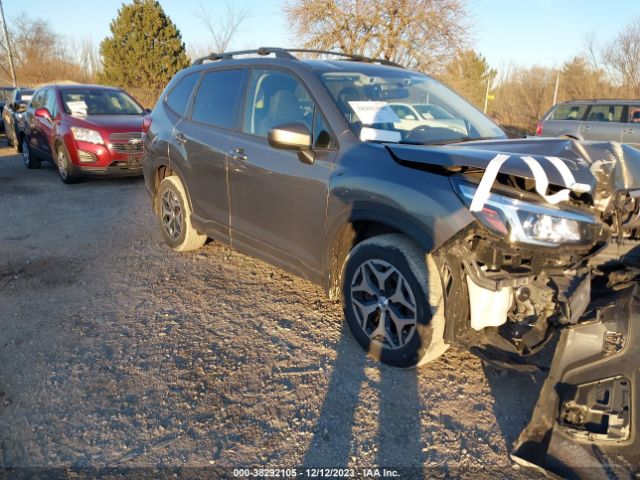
4, 0, 638, 71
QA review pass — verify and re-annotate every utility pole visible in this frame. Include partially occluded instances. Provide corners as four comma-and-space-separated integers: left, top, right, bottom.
483, 74, 491, 114
552, 71, 560, 106
0, 0, 16, 87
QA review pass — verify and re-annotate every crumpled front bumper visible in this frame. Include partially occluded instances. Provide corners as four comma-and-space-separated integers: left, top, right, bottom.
513, 284, 640, 479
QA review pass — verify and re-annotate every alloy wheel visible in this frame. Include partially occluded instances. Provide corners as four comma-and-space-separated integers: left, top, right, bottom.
349, 259, 418, 350
161, 188, 183, 242
22, 139, 30, 166
57, 150, 68, 180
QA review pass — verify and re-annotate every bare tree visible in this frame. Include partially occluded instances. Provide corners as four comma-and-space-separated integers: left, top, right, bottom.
601, 17, 640, 97
284, 0, 469, 70
195, 1, 251, 54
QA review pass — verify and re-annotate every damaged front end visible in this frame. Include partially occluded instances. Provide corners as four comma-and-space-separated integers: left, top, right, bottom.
513, 282, 640, 478
389, 138, 640, 362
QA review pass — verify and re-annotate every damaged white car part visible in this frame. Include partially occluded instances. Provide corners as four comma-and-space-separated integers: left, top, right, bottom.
470, 153, 592, 213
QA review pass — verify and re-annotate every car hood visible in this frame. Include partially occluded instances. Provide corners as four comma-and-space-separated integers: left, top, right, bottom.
69, 114, 143, 131
387, 137, 640, 221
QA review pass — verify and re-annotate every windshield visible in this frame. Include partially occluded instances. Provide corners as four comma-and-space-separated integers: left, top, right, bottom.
317, 68, 506, 145
61, 89, 144, 116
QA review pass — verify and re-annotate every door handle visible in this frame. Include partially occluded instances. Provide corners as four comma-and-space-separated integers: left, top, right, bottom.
581, 125, 590, 130
229, 147, 248, 161
625, 128, 634, 134
175, 132, 187, 144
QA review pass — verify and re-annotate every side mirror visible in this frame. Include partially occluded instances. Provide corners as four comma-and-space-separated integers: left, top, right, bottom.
34, 107, 52, 122
268, 122, 314, 164
16, 103, 27, 113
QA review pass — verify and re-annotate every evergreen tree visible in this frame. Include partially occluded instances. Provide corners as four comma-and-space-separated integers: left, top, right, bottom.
99, 0, 189, 91
441, 50, 495, 109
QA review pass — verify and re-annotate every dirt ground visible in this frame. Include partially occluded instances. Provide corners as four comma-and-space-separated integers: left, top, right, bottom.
0, 142, 636, 479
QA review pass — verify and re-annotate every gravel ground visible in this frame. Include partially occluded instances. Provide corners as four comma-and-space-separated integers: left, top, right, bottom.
0, 142, 635, 479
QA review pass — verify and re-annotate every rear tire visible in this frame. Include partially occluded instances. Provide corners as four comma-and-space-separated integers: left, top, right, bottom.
342, 234, 449, 368
22, 137, 40, 169
156, 175, 207, 252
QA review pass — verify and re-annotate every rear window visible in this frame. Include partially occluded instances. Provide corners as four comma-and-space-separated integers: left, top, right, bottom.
165, 73, 199, 116
547, 104, 587, 121
586, 104, 624, 123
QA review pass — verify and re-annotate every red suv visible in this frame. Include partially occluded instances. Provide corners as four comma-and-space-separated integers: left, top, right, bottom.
22, 84, 147, 183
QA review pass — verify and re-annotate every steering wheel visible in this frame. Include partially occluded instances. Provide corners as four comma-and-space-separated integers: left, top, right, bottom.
404, 125, 433, 142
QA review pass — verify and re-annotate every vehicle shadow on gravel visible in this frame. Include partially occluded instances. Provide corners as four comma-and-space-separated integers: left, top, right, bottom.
302, 322, 426, 474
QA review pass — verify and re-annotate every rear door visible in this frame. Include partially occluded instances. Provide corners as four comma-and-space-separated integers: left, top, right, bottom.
579, 103, 624, 142
540, 103, 586, 138
172, 68, 247, 242
621, 105, 640, 147
227, 68, 337, 279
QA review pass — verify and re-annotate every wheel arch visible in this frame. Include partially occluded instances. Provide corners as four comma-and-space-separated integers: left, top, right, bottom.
323, 210, 435, 300
151, 162, 195, 215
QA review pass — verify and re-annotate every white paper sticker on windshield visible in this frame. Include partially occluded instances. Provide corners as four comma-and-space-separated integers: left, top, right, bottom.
21, 94, 33, 102
348, 101, 400, 124
67, 100, 88, 116
360, 127, 401, 143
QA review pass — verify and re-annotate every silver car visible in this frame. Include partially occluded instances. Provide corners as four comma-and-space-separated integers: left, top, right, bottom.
536, 99, 640, 147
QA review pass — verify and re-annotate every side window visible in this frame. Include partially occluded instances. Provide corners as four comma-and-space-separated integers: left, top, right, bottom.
45, 89, 58, 117
628, 106, 640, 124
242, 69, 314, 137
30, 90, 45, 109
191, 69, 245, 129
586, 104, 624, 123
548, 104, 587, 121
389, 104, 415, 120
165, 73, 199, 116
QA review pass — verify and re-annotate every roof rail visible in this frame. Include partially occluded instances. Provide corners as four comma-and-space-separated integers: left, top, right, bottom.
192, 47, 403, 68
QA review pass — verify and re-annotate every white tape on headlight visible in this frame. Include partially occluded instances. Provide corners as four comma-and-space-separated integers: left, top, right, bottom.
470, 153, 592, 213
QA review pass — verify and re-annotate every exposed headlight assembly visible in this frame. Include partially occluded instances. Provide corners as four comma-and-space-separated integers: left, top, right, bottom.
71, 126, 103, 144
454, 182, 597, 247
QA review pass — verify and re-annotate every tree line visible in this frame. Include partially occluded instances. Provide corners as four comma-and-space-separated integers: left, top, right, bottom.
0, 0, 638, 135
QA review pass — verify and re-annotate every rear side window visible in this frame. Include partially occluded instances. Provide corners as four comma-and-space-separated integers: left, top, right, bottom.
586, 104, 624, 123
548, 104, 587, 121
191, 69, 245, 129
165, 73, 199, 116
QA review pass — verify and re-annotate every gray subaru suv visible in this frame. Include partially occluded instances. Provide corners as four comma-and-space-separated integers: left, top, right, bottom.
536, 99, 640, 147
143, 49, 640, 473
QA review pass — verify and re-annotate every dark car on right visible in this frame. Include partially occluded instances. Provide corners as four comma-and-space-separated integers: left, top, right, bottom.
3, 87, 34, 150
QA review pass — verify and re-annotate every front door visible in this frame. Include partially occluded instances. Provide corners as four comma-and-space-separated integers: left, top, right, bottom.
227, 68, 337, 279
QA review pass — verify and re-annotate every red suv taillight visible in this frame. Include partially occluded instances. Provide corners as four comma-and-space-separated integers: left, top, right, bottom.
142, 114, 152, 134
535, 122, 543, 136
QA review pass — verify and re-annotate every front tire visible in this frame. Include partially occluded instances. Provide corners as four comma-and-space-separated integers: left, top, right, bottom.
156, 175, 207, 252
342, 234, 448, 368
56, 144, 79, 184
22, 137, 41, 169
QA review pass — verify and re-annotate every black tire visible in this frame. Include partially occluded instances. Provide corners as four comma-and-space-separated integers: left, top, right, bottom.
156, 175, 207, 252
22, 137, 41, 169
342, 234, 448, 368
56, 143, 79, 184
